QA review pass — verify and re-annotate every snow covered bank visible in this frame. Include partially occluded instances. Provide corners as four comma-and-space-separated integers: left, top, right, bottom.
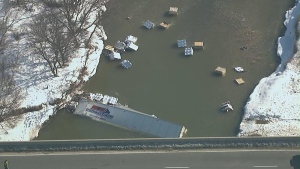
0, 3, 107, 141
238, 1, 300, 137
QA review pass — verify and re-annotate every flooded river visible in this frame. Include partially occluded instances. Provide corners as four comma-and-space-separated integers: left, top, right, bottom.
36, 0, 294, 140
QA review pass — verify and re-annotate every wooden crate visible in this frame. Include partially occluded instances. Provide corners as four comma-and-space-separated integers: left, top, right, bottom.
169, 7, 178, 15
193, 42, 204, 49
235, 78, 245, 84
215, 66, 226, 76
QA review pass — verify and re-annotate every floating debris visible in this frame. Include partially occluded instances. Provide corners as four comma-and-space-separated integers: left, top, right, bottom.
169, 7, 179, 15
234, 66, 245, 72
108, 96, 118, 105
121, 60, 132, 69
102, 95, 110, 104
103, 45, 114, 57
143, 20, 155, 29
104, 45, 121, 60
159, 22, 170, 29
124, 35, 138, 51
90, 93, 118, 105
184, 47, 193, 56
235, 78, 245, 85
125, 35, 138, 43
108, 51, 121, 60
91, 93, 104, 102
220, 101, 234, 112
215, 66, 226, 76
104, 45, 114, 51
126, 42, 138, 51
177, 39, 187, 47
240, 45, 248, 50
221, 101, 230, 106
193, 41, 204, 49
115, 41, 127, 52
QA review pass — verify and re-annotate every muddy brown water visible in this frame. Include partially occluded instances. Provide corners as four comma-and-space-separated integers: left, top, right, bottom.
36, 0, 294, 140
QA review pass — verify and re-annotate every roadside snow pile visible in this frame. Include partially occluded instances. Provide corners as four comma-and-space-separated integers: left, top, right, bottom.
0, 2, 107, 141
238, 1, 300, 137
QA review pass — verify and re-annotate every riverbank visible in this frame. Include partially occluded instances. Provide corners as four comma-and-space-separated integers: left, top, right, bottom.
0, 2, 108, 141
238, 1, 300, 136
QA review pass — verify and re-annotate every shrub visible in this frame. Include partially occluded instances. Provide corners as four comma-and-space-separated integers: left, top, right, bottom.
49, 98, 64, 106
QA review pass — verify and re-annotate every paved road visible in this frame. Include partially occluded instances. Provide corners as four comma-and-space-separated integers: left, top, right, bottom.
1, 149, 299, 169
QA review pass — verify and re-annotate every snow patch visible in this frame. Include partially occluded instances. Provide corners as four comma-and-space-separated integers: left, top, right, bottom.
0, 2, 107, 141
238, 1, 300, 137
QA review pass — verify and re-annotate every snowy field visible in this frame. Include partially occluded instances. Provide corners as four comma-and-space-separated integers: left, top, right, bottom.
0, 2, 107, 141
0, 1, 299, 141
238, 1, 300, 136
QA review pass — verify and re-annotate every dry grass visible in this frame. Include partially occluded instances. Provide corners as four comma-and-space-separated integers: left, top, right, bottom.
249, 133, 262, 137
78, 66, 88, 81
9, 104, 43, 116
255, 120, 270, 124
49, 98, 64, 106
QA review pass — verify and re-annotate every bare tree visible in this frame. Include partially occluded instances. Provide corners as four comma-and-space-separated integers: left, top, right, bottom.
0, 7, 18, 53
0, 56, 22, 133
0, 55, 22, 130
0, 7, 23, 132
0, 90, 22, 133
28, 10, 75, 76
28, 0, 106, 77
57, 0, 106, 47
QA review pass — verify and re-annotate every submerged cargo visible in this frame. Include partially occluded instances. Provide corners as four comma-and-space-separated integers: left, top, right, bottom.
74, 99, 187, 138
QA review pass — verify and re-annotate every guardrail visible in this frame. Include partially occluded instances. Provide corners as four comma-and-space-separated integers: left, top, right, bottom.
0, 137, 299, 152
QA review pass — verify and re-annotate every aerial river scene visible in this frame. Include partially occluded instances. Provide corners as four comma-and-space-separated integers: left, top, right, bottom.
35, 0, 296, 140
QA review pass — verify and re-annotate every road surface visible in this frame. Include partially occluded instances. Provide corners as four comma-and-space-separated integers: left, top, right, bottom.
1, 149, 299, 169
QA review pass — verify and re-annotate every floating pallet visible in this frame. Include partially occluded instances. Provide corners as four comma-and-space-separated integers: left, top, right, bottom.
159, 22, 170, 29
215, 66, 226, 76
193, 42, 204, 49
120, 60, 132, 69
177, 39, 187, 47
235, 78, 245, 84
185, 47, 193, 56
169, 7, 179, 15
143, 20, 155, 29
